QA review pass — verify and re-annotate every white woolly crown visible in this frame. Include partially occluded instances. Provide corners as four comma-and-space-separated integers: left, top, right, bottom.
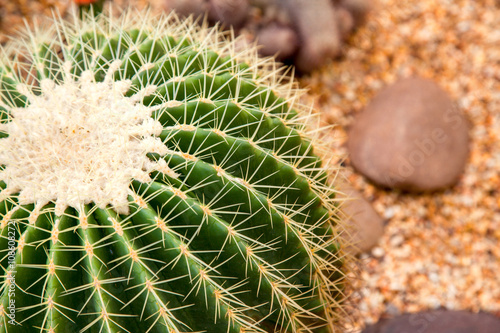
0, 60, 166, 214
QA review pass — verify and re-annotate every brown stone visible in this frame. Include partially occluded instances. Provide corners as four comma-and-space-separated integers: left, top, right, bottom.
362, 310, 500, 333
347, 77, 470, 192
340, 0, 371, 25
256, 23, 299, 59
164, 0, 208, 18
338, 181, 384, 254
277, 0, 341, 73
337, 7, 355, 39
208, 0, 250, 28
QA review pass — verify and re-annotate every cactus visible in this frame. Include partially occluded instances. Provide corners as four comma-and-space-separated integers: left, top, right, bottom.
75, 0, 106, 18
0, 8, 349, 333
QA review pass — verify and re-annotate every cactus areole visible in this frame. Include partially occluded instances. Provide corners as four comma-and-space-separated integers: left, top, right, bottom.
0, 8, 348, 333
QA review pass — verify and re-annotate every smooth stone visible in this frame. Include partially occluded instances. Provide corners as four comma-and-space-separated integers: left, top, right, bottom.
347, 77, 470, 192
208, 0, 250, 28
340, 0, 371, 24
338, 181, 384, 254
164, 0, 208, 18
362, 310, 500, 333
277, 0, 341, 73
256, 23, 299, 59
337, 7, 355, 39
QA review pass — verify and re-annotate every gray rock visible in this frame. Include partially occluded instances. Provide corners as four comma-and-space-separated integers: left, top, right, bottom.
338, 181, 384, 254
362, 310, 500, 333
336, 7, 355, 39
277, 0, 341, 73
166, 0, 371, 73
208, 0, 250, 28
164, 0, 208, 18
347, 77, 470, 192
340, 0, 371, 25
256, 23, 299, 59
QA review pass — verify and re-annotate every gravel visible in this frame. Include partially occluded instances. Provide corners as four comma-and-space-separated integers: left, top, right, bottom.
302, 0, 500, 331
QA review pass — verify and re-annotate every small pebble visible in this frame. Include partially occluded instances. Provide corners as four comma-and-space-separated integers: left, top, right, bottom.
389, 234, 404, 247
338, 181, 385, 254
372, 247, 385, 258
207, 0, 250, 28
255, 23, 299, 59
362, 310, 500, 333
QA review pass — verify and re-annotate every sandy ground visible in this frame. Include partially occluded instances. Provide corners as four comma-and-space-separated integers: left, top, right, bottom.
1, 0, 499, 332
302, 0, 500, 331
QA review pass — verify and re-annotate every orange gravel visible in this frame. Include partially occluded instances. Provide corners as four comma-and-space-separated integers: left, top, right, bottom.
301, 0, 500, 331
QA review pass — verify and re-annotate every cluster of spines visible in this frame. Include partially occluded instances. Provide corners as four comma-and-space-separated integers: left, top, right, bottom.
0, 8, 349, 333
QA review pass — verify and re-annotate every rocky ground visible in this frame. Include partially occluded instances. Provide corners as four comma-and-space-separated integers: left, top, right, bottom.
302, 0, 500, 331
0, 0, 499, 332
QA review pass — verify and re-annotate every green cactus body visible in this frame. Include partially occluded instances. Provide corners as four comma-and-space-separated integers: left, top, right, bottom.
0, 9, 348, 333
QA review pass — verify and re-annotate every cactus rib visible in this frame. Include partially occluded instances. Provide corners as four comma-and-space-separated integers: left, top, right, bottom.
0, 8, 349, 333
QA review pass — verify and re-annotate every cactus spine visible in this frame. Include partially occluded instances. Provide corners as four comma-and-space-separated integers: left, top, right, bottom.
0, 8, 349, 333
